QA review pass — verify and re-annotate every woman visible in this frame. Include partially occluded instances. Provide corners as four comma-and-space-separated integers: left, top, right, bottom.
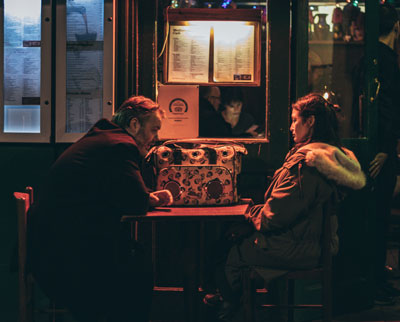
209, 93, 366, 320
220, 87, 259, 137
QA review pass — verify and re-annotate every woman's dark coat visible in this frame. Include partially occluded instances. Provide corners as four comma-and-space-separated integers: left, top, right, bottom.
225, 143, 366, 286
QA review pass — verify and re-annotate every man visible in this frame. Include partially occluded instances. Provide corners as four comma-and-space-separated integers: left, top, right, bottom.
199, 86, 232, 137
369, 4, 400, 305
28, 96, 173, 322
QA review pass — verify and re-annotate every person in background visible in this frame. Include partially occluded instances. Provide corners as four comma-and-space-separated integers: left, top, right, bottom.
199, 86, 232, 137
28, 96, 173, 322
220, 87, 259, 138
368, 3, 400, 305
204, 93, 366, 321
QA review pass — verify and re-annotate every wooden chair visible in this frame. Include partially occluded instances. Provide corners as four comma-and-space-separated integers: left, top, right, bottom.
14, 187, 67, 322
14, 188, 34, 322
243, 200, 333, 322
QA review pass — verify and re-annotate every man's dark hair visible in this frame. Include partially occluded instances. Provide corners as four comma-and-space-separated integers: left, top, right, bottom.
379, 3, 399, 36
112, 95, 163, 128
292, 93, 342, 147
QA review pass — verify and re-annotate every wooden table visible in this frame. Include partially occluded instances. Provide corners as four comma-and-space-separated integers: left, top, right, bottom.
122, 199, 252, 322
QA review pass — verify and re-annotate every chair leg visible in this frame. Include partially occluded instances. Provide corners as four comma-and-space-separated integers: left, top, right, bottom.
243, 273, 333, 322
287, 279, 295, 322
267, 277, 288, 322
242, 269, 256, 322
20, 273, 34, 322
26, 274, 34, 322
323, 273, 332, 322
49, 301, 55, 322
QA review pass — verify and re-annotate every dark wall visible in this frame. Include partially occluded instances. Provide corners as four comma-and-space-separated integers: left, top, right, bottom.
0, 0, 292, 320
0, 146, 57, 321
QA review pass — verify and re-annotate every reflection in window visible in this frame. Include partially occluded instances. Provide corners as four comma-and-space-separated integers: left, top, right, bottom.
66, 0, 104, 133
199, 86, 265, 138
160, 0, 267, 139
3, 0, 41, 133
308, 1, 365, 138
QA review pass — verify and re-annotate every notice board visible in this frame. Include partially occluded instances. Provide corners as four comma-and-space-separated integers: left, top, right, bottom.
157, 85, 199, 139
163, 8, 262, 86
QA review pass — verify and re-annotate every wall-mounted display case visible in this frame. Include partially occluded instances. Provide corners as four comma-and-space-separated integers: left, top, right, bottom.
56, 0, 114, 142
163, 8, 262, 86
0, 0, 51, 142
0, 0, 114, 143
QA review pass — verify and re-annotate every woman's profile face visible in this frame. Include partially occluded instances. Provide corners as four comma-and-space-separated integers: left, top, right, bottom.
224, 100, 243, 117
290, 109, 312, 143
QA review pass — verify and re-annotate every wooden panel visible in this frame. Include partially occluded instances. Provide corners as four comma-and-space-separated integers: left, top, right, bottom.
166, 8, 262, 22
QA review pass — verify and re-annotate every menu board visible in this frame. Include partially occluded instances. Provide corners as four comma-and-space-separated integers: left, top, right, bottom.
3, 0, 41, 133
164, 11, 260, 85
4, 47, 41, 105
65, 0, 104, 133
213, 23, 254, 82
167, 25, 210, 83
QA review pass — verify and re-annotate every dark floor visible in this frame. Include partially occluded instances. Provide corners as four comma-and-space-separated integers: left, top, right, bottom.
301, 239, 400, 322
150, 254, 400, 322
326, 280, 400, 322
331, 303, 400, 322
314, 249, 400, 322
151, 295, 400, 322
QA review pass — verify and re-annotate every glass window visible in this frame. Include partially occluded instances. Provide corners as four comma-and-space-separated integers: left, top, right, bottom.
308, 1, 366, 138
65, 0, 104, 133
3, 0, 41, 133
157, 0, 268, 140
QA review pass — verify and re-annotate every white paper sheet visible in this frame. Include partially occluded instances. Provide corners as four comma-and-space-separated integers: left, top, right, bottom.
168, 25, 210, 83
213, 23, 254, 82
158, 85, 199, 139
4, 47, 41, 105
66, 97, 103, 133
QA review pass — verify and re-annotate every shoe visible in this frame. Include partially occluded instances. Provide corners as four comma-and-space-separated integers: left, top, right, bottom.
374, 291, 396, 306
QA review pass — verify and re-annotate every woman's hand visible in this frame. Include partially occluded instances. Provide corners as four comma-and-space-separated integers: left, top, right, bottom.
245, 124, 259, 137
149, 189, 173, 207
369, 152, 388, 179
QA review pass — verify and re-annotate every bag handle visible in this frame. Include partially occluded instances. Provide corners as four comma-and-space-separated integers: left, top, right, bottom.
163, 138, 241, 146
162, 139, 247, 154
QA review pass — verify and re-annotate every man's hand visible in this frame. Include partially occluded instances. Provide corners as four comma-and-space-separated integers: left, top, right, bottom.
369, 152, 388, 179
149, 189, 173, 207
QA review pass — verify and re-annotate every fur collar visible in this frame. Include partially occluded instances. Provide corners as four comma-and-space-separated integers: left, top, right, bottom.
298, 143, 366, 190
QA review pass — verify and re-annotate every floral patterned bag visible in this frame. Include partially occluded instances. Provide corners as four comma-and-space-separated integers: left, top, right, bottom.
149, 139, 247, 206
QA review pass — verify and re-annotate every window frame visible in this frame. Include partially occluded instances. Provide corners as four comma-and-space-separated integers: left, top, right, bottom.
0, 0, 52, 143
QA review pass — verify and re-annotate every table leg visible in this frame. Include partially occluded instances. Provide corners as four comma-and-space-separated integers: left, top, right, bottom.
183, 221, 200, 322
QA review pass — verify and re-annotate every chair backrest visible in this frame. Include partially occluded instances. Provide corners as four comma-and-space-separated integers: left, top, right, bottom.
320, 199, 333, 270
14, 187, 33, 322
25, 186, 34, 205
